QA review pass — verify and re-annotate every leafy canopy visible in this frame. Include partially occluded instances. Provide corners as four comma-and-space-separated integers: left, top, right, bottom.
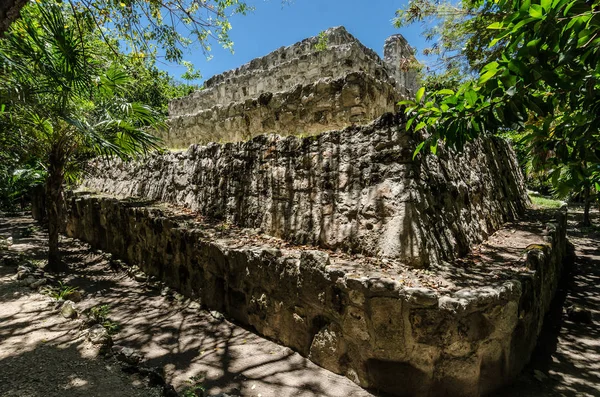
64, 0, 252, 80
401, 0, 600, 187
0, 0, 164, 172
0, 0, 169, 268
394, 0, 505, 88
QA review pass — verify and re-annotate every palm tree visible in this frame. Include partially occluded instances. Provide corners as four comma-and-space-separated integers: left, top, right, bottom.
0, 1, 163, 271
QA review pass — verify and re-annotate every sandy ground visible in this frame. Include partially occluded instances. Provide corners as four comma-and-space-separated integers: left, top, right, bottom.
0, 208, 599, 397
494, 208, 600, 397
0, 215, 373, 397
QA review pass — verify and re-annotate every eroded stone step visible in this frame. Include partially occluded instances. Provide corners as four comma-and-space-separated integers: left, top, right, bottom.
82, 113, 530, 269
59, 193, 567, 396
165, 71, 399, 147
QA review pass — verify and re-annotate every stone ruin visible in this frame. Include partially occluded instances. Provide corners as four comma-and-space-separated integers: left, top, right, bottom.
48, 28, 568, 397
162, 26, 418, 148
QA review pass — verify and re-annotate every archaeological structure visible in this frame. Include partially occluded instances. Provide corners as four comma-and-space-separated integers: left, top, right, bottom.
45, 28, 568, 396
162, 26, 418, 148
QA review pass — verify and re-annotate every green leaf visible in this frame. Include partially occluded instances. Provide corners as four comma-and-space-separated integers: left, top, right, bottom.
529, 4, 543, 19
501, 74, 517, 88
436, 89, 455, 96
464, 90, 478, 107
415, 121, 427, 131
479, 68, 498, 85
413, 141, 426, 160
541, 0, 552, 12
508, 60, 528, 76
430, 141, 438, 155
488, 22, 504, 30
415, 87, 426, 103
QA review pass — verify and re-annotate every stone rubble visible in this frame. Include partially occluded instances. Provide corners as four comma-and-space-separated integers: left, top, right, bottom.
60, 300, 78, 319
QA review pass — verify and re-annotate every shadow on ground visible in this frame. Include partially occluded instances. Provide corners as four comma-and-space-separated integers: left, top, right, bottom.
493, 208, 600, 397
0, 214, 373, 397
2, 207, 600, 397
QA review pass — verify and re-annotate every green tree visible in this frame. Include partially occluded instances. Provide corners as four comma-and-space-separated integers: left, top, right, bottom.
122, 64, 199, 116
2, 0, 252, 80
0, 1, 163, 270
395, 0, 506, 89
401, 0, 600, 225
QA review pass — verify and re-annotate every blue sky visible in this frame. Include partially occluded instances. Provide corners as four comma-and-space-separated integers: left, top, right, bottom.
160, 0, 431, 84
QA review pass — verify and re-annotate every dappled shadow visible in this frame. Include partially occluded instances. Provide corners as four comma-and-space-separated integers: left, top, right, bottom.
430, 209, 558, 290
0, 342, 161, 397
0, 214, 374, 397
493, 208, 600, 397
6, 204, 599, 397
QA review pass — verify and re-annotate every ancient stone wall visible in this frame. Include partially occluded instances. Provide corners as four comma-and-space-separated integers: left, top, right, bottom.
165, 72, 398, 147
83, 113, 529, 268
163, 27, 418, 148
169, 29, 396, 116
61, 193, 567, 396
384, 34, 419, 95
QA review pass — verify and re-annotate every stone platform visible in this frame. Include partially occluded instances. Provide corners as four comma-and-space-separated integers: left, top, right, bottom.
83, 114, 529, 268
62, 193, 567, 396
162, 27, 418, 148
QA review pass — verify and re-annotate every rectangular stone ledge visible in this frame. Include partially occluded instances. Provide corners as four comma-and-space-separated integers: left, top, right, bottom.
62, 193, 567, 397
83, 114, 530, 268
169, 43, 396, 116
164, 71, 399, 148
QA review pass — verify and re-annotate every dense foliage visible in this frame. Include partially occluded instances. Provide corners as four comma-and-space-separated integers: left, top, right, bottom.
0, 1, 167, 269
401, 0, 600, 224
395, 0, 505, 89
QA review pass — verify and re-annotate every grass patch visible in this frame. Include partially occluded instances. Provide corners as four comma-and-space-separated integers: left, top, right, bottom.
89, 304, 121, 335
44, 281, 78, 300
529, 194, 565, 209
181, 375, 205, 397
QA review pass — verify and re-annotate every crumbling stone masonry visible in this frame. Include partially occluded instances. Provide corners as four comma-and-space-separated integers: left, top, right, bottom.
84, 114, 529, 268
51, 28, 568, 396
61, 192, 566, 397
162, 27, 418, 148
57, 111, 568, 395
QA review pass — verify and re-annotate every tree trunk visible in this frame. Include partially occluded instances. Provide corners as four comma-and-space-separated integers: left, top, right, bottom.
0, 0, 27, 35
583, 183, 592, 227
45, 158, 67, 272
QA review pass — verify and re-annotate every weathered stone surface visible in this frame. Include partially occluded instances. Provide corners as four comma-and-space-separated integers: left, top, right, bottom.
170, 27, 413, 115
384, 34, 418, 95
86, 324, 112, 346
60, 300, 78, 319
64, 289, 82, 302
165, 72, 399, 148
60, 193, 567, 396
84, 114, 529, 267
29, 278, 47, 289
113, 346, 144, 364
163, 26, 417, 148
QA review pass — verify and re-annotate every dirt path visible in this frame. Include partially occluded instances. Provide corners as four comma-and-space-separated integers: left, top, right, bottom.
1, 208, 599, 397
0, 218, 162, 397
494, 208, 600, 397
0, 215, 373, 397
